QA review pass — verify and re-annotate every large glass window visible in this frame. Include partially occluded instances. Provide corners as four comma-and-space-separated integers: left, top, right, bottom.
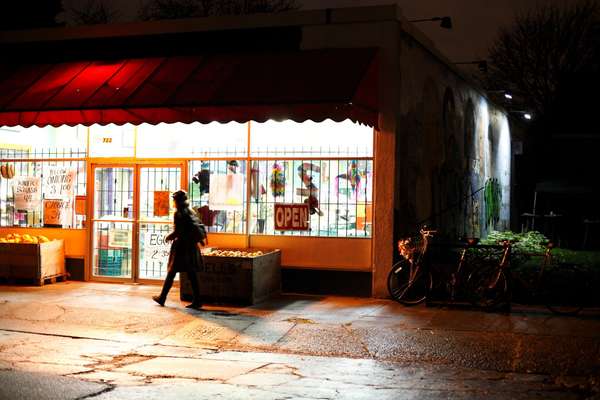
247, 159, 372, 237
250, 119, 373, 158
188, 159, 247, 233
137, 122, 247, 158
0, 125, 87, 228
1, 119, 373, 237
0, 125, 86, 159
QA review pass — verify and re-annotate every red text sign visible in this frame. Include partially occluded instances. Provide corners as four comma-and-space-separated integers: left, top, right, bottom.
274, 203, 310, 231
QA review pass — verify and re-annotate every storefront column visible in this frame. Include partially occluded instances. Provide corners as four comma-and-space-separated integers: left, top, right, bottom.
372, 125, 396, 298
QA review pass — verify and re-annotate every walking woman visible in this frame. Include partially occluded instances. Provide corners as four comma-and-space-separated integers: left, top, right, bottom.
153, 190, 205, 309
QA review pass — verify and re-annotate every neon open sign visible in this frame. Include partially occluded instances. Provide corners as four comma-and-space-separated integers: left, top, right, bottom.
274, 203, 310, 231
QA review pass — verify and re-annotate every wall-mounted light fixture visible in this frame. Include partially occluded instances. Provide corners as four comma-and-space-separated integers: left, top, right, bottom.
454, 60, 488, 73
409, 16, 452, 29
488, 90, 513, 100
510, 110, 533, 121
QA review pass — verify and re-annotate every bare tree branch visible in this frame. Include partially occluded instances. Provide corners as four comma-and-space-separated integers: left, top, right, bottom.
486, 1, 600, 119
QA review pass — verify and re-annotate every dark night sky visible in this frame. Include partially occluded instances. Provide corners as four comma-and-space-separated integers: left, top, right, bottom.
63, 0, 576, 62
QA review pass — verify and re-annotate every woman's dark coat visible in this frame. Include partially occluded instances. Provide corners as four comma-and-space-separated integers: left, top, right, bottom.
168, 207, 205, 273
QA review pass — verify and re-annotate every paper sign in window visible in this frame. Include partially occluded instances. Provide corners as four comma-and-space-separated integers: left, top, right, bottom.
153, 191, 170, 217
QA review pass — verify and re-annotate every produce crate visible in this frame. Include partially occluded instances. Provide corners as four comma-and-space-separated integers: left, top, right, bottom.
0, 239, 66, 286
180, 248, 281, 305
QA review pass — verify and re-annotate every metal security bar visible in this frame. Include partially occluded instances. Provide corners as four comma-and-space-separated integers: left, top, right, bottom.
139, 167, 181, 221
247, 159, 373, 237
92, 221, 133, 278
0, 159, 86, 228
187, 158, 373, 238
138, 223, 172, 279
0, 147, 86, 160
188, 160, 247, 234
94, 168, 134, 219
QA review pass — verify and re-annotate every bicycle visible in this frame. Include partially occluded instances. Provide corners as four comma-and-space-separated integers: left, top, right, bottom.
388, 231, 500, 307
387, 228, 436, 305
521, 243, 587, 315
468, 241, 588, 315
463, 240, 512, 310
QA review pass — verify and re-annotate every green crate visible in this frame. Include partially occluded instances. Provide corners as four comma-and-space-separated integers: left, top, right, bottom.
98, 249, 122, 276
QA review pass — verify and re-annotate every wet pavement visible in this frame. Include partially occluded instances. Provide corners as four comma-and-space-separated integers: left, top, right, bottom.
0, 281, 599, 399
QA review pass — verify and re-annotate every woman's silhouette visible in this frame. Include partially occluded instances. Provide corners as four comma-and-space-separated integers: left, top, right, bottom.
153, 190, 204, 309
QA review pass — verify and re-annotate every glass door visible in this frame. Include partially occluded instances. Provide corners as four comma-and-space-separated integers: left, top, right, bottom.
91, 166, 135, 280
91, 164, 183, 282
137, 165, 182, 281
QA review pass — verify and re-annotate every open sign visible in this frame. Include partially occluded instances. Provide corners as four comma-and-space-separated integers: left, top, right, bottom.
274, 203, 310, 231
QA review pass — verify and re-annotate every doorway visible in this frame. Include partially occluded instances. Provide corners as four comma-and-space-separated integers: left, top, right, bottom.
90, 163, 184, 283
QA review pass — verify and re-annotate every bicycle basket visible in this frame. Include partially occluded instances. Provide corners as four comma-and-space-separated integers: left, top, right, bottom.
397, 235, 424, 261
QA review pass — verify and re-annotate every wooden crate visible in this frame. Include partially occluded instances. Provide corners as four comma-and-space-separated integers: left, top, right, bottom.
180, 248, 281, 305
0, 239, 66, 286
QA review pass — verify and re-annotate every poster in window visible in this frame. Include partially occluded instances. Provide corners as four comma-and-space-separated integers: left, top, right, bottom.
153, 191, 170, 217
108, 228, 132, 248
43, 198, 72, 227
75, 195, 86, 215
141, 231, 171, 264
208, 174, 244, 211
14, 176, 41, 210
44, 167, 76, 199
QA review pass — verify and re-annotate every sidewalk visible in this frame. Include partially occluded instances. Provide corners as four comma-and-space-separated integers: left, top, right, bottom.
0, 281, 599, 399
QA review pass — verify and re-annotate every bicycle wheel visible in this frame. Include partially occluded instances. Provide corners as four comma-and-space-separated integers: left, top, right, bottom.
466, 265, 508, 310
387, 259, 431, 305
541, 266, 585, 315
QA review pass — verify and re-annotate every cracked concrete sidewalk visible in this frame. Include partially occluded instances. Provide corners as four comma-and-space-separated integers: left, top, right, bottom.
0, 281, 599, 399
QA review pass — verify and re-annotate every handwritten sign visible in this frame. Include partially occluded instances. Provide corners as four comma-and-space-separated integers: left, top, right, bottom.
142, 232, 171, 264
44, 167, 76, 199
108, 228, 132, 248
14, 176, 41, 210
43, 199, 72, 226
274, 203, 310, 231
153, 191, 170, 217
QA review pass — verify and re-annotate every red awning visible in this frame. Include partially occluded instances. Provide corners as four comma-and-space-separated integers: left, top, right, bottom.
0, 48, 378, 128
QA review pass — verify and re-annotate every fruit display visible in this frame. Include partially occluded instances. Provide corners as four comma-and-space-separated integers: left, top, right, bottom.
203, 249, 265, 258
0, 233, 51, 244
0, 163, 15, 179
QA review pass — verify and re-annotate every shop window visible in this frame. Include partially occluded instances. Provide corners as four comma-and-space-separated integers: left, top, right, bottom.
137, 122, 247, 158
0, 160, 86, 228
0, 125, 87, 159
250, 119, 373, 158
248, 159, 373, 237
188, 160, 247, 233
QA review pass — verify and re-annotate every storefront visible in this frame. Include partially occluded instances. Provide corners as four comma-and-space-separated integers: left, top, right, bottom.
0, 119, 374, 284
0, 5, 513, 296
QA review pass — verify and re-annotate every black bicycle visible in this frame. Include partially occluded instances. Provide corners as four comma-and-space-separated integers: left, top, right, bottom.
387, 228, 436, 305
388, 231, 511, 308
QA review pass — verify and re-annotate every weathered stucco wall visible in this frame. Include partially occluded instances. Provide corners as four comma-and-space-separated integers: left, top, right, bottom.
396, 29, 511, 243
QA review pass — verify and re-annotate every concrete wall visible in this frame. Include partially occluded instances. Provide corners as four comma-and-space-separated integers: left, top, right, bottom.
301, 6, 511, 297
395, 26, 511, 242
